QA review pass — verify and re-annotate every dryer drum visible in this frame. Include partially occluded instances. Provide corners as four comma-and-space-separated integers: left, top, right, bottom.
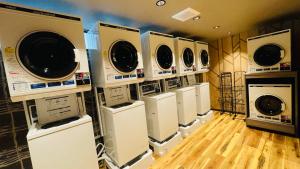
200, 50, 209, 66
182, 48, 194, 68
156, 45, 173, 69
110, 41, 138, 73
18, 31, 78, 80
253, 44, 282, 66
255, 95, 283, 116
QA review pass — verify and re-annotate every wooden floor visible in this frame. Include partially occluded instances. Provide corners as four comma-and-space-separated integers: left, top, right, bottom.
149, 112, 300, 169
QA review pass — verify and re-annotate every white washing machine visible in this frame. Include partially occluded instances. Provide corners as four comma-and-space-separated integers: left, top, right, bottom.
0, 3, 91, 102
90, 22, 144, 88
247, 29, 291, 73
248, 84, 292, 124
27, 115, 99, 169
174, 37, 196, 76
195, 83, 211, 115
195, 41, 210, 73
142, 91, 182, 156
141, 31, 176, 81
176, 86, 197, 125
175, 86, 201, 137
142, 92, 179, 142
195, 83, 213, 124
101, 100, 152, 168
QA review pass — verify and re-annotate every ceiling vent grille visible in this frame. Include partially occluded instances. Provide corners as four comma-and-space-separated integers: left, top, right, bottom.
172, 8, 200, 22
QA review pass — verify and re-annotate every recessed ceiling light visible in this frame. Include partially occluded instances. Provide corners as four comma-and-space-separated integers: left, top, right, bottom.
193, 16, 201, 21
156, 0, 166, 6
213, 26, 220, 29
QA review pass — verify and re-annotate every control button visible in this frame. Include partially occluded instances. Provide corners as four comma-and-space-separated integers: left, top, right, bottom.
48, 82, 62, 87
31, 83, 46, 89
123, 75, 130, 79
63, 80, 75, 85
115, 75, 123, 80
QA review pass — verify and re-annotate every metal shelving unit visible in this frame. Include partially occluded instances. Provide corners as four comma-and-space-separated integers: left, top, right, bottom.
233, 71, 246, 119
219, 72, 234, 115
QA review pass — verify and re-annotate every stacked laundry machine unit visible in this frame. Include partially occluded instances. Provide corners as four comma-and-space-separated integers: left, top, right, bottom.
0, 3, 99, 169
246, 29, 298, 135
194, 41, 213, 124
140, 31, 182, 156
89, 22, 153, 169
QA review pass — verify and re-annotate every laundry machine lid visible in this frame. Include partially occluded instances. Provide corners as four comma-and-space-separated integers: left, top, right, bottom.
110, 40, 139, 73
156, 45, 173, 70
182, 48, 194, 68
253, 44, 283, 66
18, 31, 78, 80
200, 50, 209, 66
255, 95, 284, 116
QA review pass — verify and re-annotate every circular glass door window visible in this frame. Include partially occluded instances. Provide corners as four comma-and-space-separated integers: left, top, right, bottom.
200, 50, 209, 66
253, 44, 283, 66
18, 31, 78, 80
156, 45, 173, 69
255, 95, 284, 116
110, 41, 138, 73
182, 48, 194, 68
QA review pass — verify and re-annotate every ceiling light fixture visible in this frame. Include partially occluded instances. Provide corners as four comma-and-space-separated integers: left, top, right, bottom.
156, 0, 166, 7
213, 26, 221, 29
172, 8, 200, 22
193, 16, 201, 21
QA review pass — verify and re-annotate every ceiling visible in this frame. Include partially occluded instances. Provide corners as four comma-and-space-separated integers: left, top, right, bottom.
3, 0, 300, 40
63, 0, 300, 40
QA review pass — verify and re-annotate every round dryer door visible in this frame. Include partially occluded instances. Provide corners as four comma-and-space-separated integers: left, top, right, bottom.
110, 41, 138, 73
18, 31, 78, 80
156, 45, 173, 69
253, 44, 283, 66
255, 95, 284, 116
200, 50, 209, 66
182, 48, 194, 68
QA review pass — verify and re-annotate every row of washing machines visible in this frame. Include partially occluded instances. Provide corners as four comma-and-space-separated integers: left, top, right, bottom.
99, 80, 212, 169
0, 3, 212, 169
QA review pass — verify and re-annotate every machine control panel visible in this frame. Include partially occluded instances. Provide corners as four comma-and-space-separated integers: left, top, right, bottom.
35, 94, 80, 126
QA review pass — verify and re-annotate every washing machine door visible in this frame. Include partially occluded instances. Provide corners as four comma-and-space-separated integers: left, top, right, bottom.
18, 31, 78, 80
110, 41, 139, 73
200, 50, 209, 66
253, 44, 284, 66
182, 48, 194, 68
156, 45, 173, 70
255, 95, 284, 116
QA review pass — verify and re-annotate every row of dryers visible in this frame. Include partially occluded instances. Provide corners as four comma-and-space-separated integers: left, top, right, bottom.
0, 4, 210, 102
89, 23, 210, 88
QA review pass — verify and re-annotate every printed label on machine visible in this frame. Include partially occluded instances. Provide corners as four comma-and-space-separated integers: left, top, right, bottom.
104, 86, 131, 107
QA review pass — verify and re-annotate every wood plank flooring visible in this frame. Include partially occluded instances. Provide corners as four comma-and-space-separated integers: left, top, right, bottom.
149, 112, 300, 169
